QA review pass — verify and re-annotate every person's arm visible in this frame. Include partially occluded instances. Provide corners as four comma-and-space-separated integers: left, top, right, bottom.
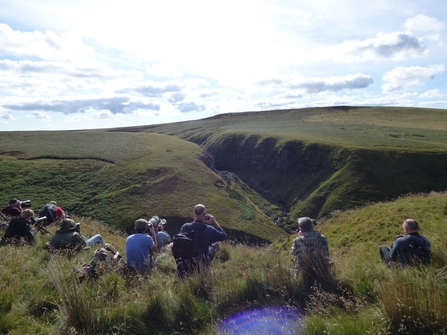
147, 225, 158, 251
389, 237, 405, 262
207, 215, 227, 241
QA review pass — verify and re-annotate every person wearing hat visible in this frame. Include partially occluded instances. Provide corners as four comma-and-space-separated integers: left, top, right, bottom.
3, 209, 35, 243
148, 216, 171, 250
49, 219, 105, 250
1, 198, 24, 217
126, 219, 158, 270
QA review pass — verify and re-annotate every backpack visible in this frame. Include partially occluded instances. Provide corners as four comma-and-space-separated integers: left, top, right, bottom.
404, 236, 431, 265
172, 225, 206, 278
40, 203, 56, 222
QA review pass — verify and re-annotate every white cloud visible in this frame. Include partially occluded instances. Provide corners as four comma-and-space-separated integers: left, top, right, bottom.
381, 64, 445, 93
0, 23, 94, 60
255, 74, 373, 94
0, 109, 13, 120
418, 89, 445, 99
403, 15, 445, 32
92, 109, 113, 119
146, 63, 184, 78
32, 111, 50, 120
308, 32, 426, 63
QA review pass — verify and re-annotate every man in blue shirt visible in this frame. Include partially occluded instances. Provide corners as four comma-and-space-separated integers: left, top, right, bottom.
379, 219, 431, 267
126, 219, 158, 270
180, 204, 227, 266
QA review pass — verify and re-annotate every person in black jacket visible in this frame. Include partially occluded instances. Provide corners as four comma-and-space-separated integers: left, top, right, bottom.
3, 209, 35, 243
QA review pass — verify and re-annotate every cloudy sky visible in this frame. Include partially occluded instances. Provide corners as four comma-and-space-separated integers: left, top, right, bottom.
0, 0, 446, 131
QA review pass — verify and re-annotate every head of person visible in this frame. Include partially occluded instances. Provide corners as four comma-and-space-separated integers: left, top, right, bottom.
60, 219, 77, 230
9, 198, 20, 207
20, 209, 34, 222
403, 219, 419, 234
298, 217, 315, 233
50, 201, 57, 206
158, 219, 167, 231
194, 204, 206, 220
134, 219, 149, 233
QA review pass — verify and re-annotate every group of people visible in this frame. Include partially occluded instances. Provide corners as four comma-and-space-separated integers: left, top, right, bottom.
291, 217, 431, 272
1, 198, 106, 250
2, 197, 432, 276
125, 204, 227, 274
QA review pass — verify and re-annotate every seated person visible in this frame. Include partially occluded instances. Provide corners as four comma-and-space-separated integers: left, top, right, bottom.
126, 219, 158, 270
2, 198, 24, 217
148, 216, 172, 250
379, 219, 431, 267
49, 219, 105, 250
291, 217, 331, 271
3, 209, 35, 243
40, 201, 65, 226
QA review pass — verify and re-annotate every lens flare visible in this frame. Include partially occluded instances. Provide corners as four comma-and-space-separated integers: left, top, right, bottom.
217, 306, 303, 335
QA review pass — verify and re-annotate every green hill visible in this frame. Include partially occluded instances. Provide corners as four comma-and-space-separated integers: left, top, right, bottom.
0, 131, 285, 242
109, 106, 447, 224
1, 192, 446, 334
1, 106, 447, 237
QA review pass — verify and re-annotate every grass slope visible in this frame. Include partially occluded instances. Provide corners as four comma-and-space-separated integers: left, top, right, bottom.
114, 106, 447, 221
1, 192, 446, 334
0, 131, 285, 242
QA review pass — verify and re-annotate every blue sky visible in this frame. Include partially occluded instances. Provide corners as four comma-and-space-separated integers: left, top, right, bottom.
0, 0, 446, 131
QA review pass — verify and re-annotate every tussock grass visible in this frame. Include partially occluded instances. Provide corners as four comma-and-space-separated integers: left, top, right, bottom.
1, 195, 447, 333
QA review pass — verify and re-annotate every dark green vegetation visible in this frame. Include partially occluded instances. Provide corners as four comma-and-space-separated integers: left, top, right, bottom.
1, 192, 447, 334
0, 131, 284, 242
2, 106, 447, 334
2, 106, 447, 236
111, 106, 447, 229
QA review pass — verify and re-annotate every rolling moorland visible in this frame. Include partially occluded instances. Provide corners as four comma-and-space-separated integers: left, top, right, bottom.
1, 106, 447, 334
2, 106, 447, 242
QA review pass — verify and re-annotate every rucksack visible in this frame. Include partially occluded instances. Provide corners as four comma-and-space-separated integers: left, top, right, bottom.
172, 225, 206, 278
404, 236, 431, 265
40, 203, 56, 223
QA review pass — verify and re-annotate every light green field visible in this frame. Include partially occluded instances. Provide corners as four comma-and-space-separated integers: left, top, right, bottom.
124, 106, 447, 152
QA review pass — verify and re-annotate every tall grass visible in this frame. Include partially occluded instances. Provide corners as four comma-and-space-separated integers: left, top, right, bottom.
1, 192, 447, 334
377, 267, 447, 334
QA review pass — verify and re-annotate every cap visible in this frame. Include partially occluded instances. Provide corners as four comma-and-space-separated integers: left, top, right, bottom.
9, 198, 19, 205
135, 219, 149, 231
159, 219, 167, 226
60, 219, 76, 230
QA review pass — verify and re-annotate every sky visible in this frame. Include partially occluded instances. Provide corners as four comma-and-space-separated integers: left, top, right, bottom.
0, 0, 446, 131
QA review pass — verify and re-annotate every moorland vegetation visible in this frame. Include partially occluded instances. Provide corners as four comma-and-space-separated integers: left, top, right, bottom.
1, 106, 447, 334
0, 192, 446, 334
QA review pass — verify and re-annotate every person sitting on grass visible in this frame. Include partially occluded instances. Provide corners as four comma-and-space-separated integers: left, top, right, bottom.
126, 219, 158, 271
148, 216, 172, 251
1, 198, 24, 217
379, 218, 431, 268
3, 209, 35, 244
291, 217, 330, 269
291, 217, 333, 290
49, 219, 105, 251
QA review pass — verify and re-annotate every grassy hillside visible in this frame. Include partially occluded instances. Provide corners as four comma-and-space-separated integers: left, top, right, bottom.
119, 106, 447, 151
0, 131, 285, 242
1, 192, 446, 334
115, 106, 447, 221
2, 106, 447, 234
